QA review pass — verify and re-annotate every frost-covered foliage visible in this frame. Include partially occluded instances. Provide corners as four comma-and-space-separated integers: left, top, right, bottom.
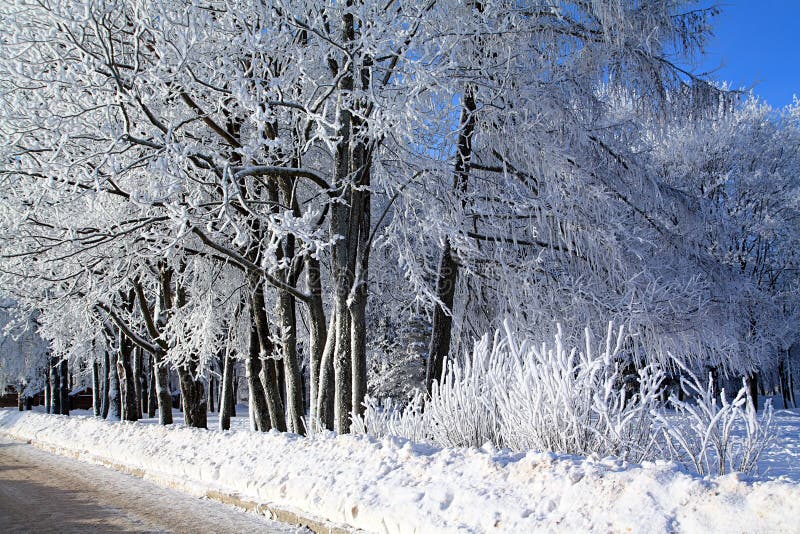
653, 366, 775, 476
355, 325, 774, 475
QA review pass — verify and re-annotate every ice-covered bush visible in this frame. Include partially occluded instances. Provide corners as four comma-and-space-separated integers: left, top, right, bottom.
653, 364, 774, 476
356, 321, 663, 461
354, 323, 775, 475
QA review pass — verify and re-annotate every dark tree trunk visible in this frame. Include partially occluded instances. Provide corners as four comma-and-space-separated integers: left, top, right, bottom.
208, 375, 215, 414
24, 396, 32, 410
426, 86, 476, 394
50, 357, 61, 415
59, 359, 69, 415
101, 351, 110, 418
44, 366, 51, 414
230, 368, 237, 417
251, 276, 286, 432
219, 351, 235, 431
306, 257, 328, 427
117, 332, 138, 421
746, 372, 759, 411
177, 364, 207, 429
133, 346, 143, 419
140, 350, 149, 417
246, 309, 271, 431
108, 353, 121, 420
92, 359, 101, 416
17, 383, 24, 411
148, 354, 157, 417
152, 352, 173, 425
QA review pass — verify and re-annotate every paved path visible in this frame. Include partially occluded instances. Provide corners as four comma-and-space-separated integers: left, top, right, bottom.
0, 435, 305, 533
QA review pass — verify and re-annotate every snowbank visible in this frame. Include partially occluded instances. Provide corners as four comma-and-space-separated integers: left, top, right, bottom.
1, 409, 798, 533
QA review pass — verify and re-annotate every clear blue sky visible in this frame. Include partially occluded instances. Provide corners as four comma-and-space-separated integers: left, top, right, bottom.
691, 1, 800, 108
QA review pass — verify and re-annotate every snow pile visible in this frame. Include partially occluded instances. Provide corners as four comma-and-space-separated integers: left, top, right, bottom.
1, 410, 799, 533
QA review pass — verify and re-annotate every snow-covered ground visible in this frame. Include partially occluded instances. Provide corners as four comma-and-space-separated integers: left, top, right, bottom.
1, 407, 799, 533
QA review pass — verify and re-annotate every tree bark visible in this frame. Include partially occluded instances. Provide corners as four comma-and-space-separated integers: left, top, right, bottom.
50, 357, 60, 416
219, 350, 235, 431
246, 319, 271, 431
746, 372, 759, 411
426, 85, 476, 393
44, 365, 51, 414
177, 364, 207, 429
108, 353, 121, 420
148, 353, 157, 417
117, 331, 138, 421
133, 346, 143, 419
251, 276, 287, 432
59, 358, 69, 416
92, 358, 101, 416
101, 351, 110, 418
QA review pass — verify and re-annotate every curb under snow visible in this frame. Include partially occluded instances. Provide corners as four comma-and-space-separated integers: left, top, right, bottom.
0, 410, 798, 533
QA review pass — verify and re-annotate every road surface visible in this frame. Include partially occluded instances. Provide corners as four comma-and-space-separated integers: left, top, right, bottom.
0, 434, 305, 533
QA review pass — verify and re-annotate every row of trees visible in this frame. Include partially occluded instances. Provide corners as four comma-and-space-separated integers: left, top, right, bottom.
1, 1, 798, 434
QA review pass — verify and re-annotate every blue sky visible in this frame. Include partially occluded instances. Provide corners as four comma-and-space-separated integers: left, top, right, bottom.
691, 1, 800, 108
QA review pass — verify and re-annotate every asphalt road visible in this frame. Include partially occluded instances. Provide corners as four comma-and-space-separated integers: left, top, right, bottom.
0, 434, 305, 533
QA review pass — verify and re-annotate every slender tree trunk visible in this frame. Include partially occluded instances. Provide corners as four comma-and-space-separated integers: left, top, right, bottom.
50, 357, 60, 416
133, 346, 143, 419
44, 365, 51, 414
117, 332, 138, 421
153, 353, 172, 425
746, 372, 759, 411
101, 351, 110, 418
220, 351, 235, 431
426, 85, 476, 393
276, 289, 304, 434
17, 383, 24, 411
230, 367, 237, 417
140, 350, 149, 417
25, 396, 32, 410
306, 257, 328, 426
208, 375, 215, 414
108, 354, 121, 420
59, 358, 69, 416
246, 324, 270, 431
251, 276, 287, 432
92, 358, 101, 416
316, 313, 336, 430
148, 354, 157, 417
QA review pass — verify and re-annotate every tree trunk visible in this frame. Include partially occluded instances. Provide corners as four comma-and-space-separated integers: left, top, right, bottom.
44, 365, 51, 414
746, 372, 759, 411
133, 346, 143, 419
50, 357, 60, 416
426, 85, 476, 393
177, 364, 207, 429
59, 358, 69, 415
140, 350, 149, 417
306, 257, 328, 426
316, 313, 336, 430
92, 358, 101, 416
251, 276, 287, 432
153, 353, 173, 425
219, 351, 235, 431
276, 289, 305, 434
17, 383, 24, 411
117, 331, 138, 421
101, 351, 110, 418
108, 354, 121, 420
24, 396, 32, 410
148, 354, 157, 418
208, 375, 215, 414
246, 323, 270, 432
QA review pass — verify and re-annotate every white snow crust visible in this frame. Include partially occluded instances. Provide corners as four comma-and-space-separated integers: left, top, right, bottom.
1, 409, 798, 533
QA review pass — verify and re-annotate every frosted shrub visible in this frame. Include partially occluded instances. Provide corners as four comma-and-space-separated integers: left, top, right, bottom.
355, 323, 775, 476
357, 321, 663, 460
653, 365, 774, 476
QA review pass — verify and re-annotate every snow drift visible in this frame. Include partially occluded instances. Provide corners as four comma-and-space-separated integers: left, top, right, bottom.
1, 409, 798, 533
